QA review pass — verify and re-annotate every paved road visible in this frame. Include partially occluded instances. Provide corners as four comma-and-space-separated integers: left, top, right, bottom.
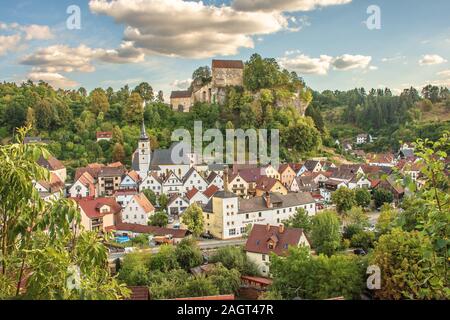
108, 238, 246, 260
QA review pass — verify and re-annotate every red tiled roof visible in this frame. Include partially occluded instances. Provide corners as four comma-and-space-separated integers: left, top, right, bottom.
186, 187, 199, 200
37, 155, 65, 171
108, 223, 188, 239
37, 172, 64, 193
212, 59, 244, 69
127, 170, 141, 183
245, 224, 304, 256
133, 194, 155, 213
73, 197, 122, 219
241, 275, 273, 286
96, 131, 112, 139
255, 176, 280, 192
203, 185, 220, 198
77, 172, 96, 196
126, 286, 150, 300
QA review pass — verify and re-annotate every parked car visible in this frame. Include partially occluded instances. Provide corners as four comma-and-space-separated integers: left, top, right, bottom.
353, 248, 366, 256
200, 232, 214, 240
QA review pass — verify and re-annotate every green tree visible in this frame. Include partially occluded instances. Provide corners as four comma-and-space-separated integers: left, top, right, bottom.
149, 211, 168, 227
268, 246, 365, 300
371, 228, 448, 299
283, 208, 312, 234
184, 275, 219, 298
350, 230, 375, 251
158, 193, 169, 211
123, 92, 144, 124
175, 238, 203, 271
354, 188, 371, 208
112, 143, 125, 163
181, 204, 205, 237
143, 189, 157, 205
208, 263, 241, 294
112, 126, 124, 145
373, 188, 394, 208
133, 82, 154, 104
89, 88, 109, 115
192, 66, 212, 85
0, 127, 128, 299
210, 246, 259, 276
376, 204, 398, 235
148, 245, 179, 272
118, 252, 150, 286
311, 210, 342, 256
331, 187, 356, 214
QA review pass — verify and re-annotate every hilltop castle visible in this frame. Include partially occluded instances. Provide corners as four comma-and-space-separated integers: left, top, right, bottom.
170, 59, 244, 112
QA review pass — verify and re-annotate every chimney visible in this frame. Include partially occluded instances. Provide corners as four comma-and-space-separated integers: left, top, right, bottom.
266, 223, 270, 232
264, 191, 272, 208
279, 224, 285, 234
223, 165, 229, 192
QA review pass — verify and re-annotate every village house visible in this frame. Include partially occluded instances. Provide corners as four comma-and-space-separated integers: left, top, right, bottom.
290, 175, 318, 193
34, 172, 65, 201
348, 175, 371, 189
228, 172, 250, 197
244, 224, 310, 277
298, 160, 322, 176
122, 193, 155, 225
37, 155, 67, 183
186, 187, 209, 206
203, 184, 220, 201
114, 189, 138, 208
120, 170, 141, 190
98, 165, 126, 196
203, 191, 316, 240
167, 194, 190, 216
73, 197, 122, 232
367, 153, 396, 167
182, 167, 208, 192
206, 171, 224, 190
170, 90, 192, 112
107, 223, 188, 244
96, 131, 113, 142
320, 179, 348, 203
69, 171, 96, 198
356, 133, 373, 145
139, 172, 163, 195
162, 171, 184, 196
278, 164, 296, 188
255, 177, 288, 197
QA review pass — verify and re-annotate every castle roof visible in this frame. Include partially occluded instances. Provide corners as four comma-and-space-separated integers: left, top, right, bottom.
212, 60, 244, 69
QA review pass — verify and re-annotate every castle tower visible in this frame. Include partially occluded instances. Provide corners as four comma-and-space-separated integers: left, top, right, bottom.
138, 120, 151, 179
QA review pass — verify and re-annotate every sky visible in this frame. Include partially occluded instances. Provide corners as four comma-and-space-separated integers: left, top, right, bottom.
0, 0, 449, 98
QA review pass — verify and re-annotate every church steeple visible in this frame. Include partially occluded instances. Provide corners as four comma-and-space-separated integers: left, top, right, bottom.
138, 119, 151, 179
140, 120, 149, 141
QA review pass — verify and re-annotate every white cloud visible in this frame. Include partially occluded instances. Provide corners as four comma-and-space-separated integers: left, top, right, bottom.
89, 0, 289, 58
232, 0, 352, 12
95, 41, 145, 64
279, 54, 333, 75
21, 24, 54, 40
381, 55, 406, 63
419, 54, 447, 66
171, 78, 192, 89
0, 34, 21, 56
279, 53, 373, 75
20, 44, 97, 73
437, 70, 450, 77
331, 54, 372, 70
26, 72, 78, 88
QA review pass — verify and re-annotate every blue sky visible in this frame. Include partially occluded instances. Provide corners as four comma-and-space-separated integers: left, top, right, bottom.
0, 0, 449, 97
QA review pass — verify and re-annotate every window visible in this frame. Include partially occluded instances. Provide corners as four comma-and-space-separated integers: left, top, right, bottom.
258, 212, 262, 217
262, 254, 266, 261
240, 227, 246, 234
246, 214, 249, 219
229, 229, 236, 236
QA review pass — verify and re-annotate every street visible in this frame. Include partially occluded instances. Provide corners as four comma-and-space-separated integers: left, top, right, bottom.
108, 238, 247, 261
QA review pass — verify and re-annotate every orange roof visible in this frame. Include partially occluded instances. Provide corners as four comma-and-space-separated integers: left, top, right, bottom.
73, 197, 122, 219
203, 185, 220, 198
133, 194, 155, 213
108, 162, 124, 168
96, 131, 112, 139
77, 172, 96, 196
186, 187, 199, 200
127, 170, 141, 182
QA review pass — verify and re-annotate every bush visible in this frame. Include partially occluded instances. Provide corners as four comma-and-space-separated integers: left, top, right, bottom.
350, 231, 375, 251
210, 246, 259, 276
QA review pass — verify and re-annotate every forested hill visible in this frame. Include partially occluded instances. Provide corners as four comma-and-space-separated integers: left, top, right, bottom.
0, 53, 449, 177
310, 86, 450, 152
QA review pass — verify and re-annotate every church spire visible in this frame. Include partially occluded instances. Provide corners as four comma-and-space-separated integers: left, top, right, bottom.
140, 120, 149, 141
